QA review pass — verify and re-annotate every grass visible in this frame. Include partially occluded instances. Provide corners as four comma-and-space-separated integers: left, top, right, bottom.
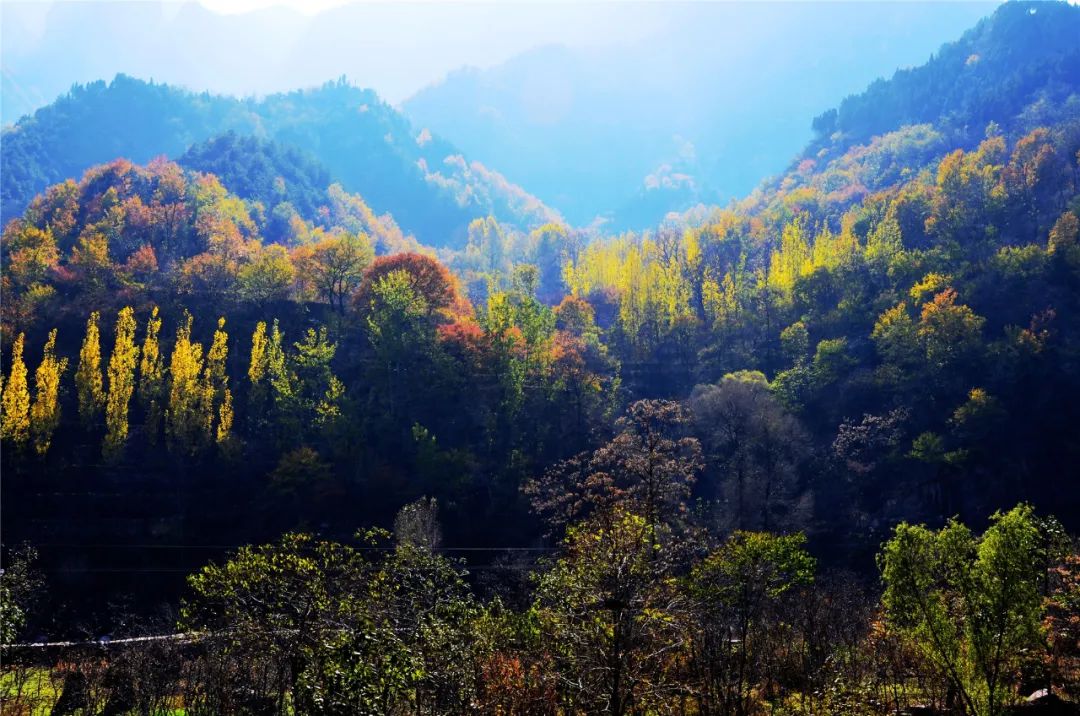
0, 666, 60, 716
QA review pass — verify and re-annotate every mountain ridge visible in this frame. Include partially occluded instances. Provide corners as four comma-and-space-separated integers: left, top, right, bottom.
1, 74, 560, 248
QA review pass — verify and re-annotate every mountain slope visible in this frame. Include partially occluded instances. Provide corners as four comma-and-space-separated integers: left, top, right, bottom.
0, 76, 559, 247
739, 0, 1080, 226
402, 2, 996, 228
806, 0, 1080, 165
178, 132, 334, 223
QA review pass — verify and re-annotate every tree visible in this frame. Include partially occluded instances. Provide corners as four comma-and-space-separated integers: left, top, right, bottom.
265, 319, 297, 441
137, 307, 165, 443
1048, 211, 1079, 261
689, 373, 809, 532
363, 270, 433, 425
2, 333, 31, 448
1045, 552, 1080, 700
216, 384, 234, 446
75, 311, 105, 429
70, 231, 114, 296
685, 531, 815, 716
290, 326, 345, 437
104, 306, 140, 460
202, 317, 230, 445
780, 320, 810, 366
182, 533, 381, 714
879, 505, 1045, 716
918, 288, 985, 377
465, 216, 510, 274
355, 252, 467, 322
30, 329, 67, 455
554, 295, 600, 340
530, 223, 570, 301
247, 319, 269, 423
872, 302, 920, 371
525, 399, 701, 535
0, 544, 44, 643
266, 447, 338, 517
393, 496, 441, 552
238, 244, 295, 306
182, 528, 480, 715
2, 223, 59, 290
165, 313, 206, 454
537, 510, 684, 715
866, 210, 904, 265
375, 508, 482, 713
295, 232, 373, 312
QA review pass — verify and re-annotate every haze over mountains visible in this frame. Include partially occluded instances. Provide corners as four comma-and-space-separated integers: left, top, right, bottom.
403, 2, 997, 227
0, 1, 664, 123
0, 77, 561, 247
3, 0, 996, 232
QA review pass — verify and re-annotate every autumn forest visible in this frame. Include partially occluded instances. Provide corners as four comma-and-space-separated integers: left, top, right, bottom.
3, 1, 1080, 714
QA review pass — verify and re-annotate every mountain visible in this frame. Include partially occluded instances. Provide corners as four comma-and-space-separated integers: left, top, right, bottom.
807, 1, 1080, 163
0, 75, 560, 247
178, 132, 334, 223
402, 2, 996, 228
742, 0, 1080, 224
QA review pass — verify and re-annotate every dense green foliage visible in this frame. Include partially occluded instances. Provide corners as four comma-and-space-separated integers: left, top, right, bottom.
5, 500, 1079, 714
179, 132, 333, 225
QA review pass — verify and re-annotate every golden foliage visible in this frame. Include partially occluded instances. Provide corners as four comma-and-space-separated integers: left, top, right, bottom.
138, 307, 165, 443
2, 333, 31, 447
166, 312, 206, 454
104, 307, 140, 460
30, 329, 67, 455
75, 311, 105, 428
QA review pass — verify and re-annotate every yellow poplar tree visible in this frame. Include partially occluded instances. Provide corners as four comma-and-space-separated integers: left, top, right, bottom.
247, 320, 269, 429
201, 317, 230, 444
769, 219, 813, 297
104, 307, 140, 460
75, 311, 105, 428
166, 313, 205, 454
266, 319, 293, 412
248, 321, 268, 385
2, 333, 31, 448
138, 307, 165, 443
30, 329, 68, 455
216, 388, 234, 445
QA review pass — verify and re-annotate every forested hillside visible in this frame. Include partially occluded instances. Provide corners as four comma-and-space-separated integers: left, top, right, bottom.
806, 1, 1080, 161
1, 76, 559, 247
3, 2, 1080, 714
178, 133, 334, 223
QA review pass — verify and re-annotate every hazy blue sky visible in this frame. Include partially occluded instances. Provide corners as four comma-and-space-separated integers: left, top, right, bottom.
2, 0, 998, 125
2, 0, 669, 121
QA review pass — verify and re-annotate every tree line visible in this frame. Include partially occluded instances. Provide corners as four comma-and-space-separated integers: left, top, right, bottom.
4, 449, 1079, 714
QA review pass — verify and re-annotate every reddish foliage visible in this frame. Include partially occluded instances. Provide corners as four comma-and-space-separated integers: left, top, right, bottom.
438, 319, 485, 348
477, 652, 556, 714
554, 295, 596, 336
438, 319, 489, 370
123, 244, 159, 281
353, 252, 471, 319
